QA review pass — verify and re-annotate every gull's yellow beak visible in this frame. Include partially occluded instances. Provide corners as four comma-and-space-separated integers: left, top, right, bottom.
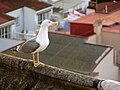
51, 22, 58, 26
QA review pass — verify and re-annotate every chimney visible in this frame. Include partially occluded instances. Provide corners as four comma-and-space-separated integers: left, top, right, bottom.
113, 0, 117, 3
105, 5, 108, 13
93, 19, 102, 44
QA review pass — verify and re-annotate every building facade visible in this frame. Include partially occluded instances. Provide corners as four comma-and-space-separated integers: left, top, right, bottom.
0, 0, 53, 40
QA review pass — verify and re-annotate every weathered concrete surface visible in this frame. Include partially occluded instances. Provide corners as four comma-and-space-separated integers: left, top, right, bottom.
0, 53, 97, 90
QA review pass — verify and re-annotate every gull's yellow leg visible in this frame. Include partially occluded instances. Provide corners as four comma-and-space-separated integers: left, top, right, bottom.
34, 52, 40, 67
32, 53, 35, 61
37, 52, 40, 63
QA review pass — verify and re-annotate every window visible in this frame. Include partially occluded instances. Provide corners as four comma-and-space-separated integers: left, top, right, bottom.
0, 26, 11, 38
38, 10, 51, 24
15, 17, 20, 26
38, 14, 42, 24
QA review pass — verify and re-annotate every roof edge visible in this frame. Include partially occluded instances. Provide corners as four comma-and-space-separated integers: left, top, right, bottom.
36, 6, 53, 13
0, 20, 15, 28
49, 31, 88, 39
91, 47, 113, 72
95, 47, 112, 64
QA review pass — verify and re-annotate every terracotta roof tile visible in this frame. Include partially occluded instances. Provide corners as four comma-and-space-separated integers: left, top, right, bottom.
70, 10, 120, 26
0, 14, 15, 24
0, 0, 51, 13
103, 24, 120, 33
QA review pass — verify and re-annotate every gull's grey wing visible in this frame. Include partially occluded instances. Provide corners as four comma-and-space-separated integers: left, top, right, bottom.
18, 38, 40, 53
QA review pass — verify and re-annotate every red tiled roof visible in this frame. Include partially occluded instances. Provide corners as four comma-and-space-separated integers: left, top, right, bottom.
0, 0, 51, 25
70, 13, 106, 24
96, 1, 120, 14
0, 14, 15, 24
103, 24, 120, 33
0, 3, 9, 9
0, 0, 51, 13
70, 10, 120, 26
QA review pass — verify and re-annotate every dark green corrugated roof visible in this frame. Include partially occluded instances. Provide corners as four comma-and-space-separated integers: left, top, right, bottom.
3, 33, 111, 75
40, 33, 110, 74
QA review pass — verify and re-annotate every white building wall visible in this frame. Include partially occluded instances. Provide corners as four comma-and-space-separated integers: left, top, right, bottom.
94, 49, 119, 81
54, 0, 90, 14
86, 9, 95, 15
11, 24, 16, 39
86, 34, 96, 44
6, 8, 24, 33
24, 7, 38, 33
102, 31, 120, 65
81, 0, 90, 11
102, 31, 120, 52
6, 7, 40, 33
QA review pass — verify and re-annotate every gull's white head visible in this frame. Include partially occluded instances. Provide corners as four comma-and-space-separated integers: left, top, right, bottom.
41, 19, 58, 27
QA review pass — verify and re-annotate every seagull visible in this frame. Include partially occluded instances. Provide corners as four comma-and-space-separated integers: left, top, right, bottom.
93, 79, 120, 90
17, 19, 58, 67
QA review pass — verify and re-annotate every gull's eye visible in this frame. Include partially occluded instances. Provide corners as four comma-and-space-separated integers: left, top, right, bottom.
48, 21, 51, 23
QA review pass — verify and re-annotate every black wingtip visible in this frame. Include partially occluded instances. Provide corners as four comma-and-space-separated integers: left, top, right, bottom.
93, 79, 101, 88
11, 47, 18, 52
93, 79, 105, 89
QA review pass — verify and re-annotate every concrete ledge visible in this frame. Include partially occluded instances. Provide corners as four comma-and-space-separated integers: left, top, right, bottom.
0, 53, 99, 90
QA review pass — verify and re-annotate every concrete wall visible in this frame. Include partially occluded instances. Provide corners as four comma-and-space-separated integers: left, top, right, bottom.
93, 20, 102, 44
86, 34, 96, 44
102, 31, 120, 52
0, 53, 98, 90
94, 49, 119, 81
7, 8, 24, 32
102, 31, 120, 65
81, 27, 120, 81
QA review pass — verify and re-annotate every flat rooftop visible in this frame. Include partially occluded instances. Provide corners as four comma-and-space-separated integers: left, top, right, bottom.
3, 33, 111, 75
0, 38, 23, 52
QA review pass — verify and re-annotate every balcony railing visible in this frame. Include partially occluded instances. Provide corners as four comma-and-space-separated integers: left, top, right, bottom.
14, 32, 36, 40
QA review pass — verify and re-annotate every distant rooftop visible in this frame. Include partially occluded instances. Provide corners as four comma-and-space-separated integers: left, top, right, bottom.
0, 0, 51, 25
53, 0, 87, 11
3, 32, 111, 75
0, 0, 51, 13
70, 10, 120, 26
96, 1, 120, 14
103, 23, 120, 33
0, 14, 14, 24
